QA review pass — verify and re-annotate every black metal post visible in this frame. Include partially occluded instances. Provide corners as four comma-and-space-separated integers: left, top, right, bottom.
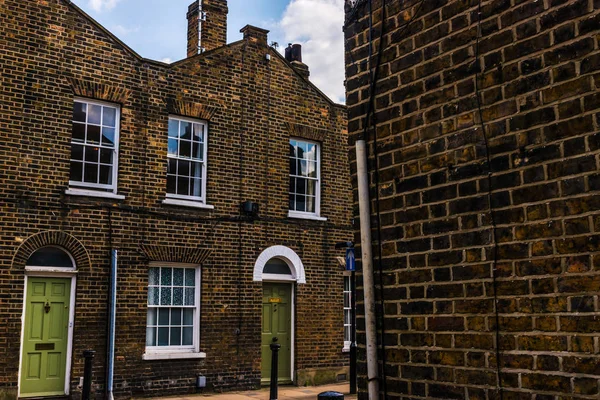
269, 338, 281, 400
82, 350, 95, 400
349, 269, 357, 394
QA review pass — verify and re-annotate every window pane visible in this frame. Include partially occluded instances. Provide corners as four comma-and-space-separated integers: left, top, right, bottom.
193, 123, 204, 142
148, 287, 159, 305
160, 287, 172, 305
88, 104, 101, 124
170, 328, 182, 346
72, 122, 85, 142
289, 194, 295, 211
296, 195, 306, 212
83, 163, 98, 183
161, 268, 172, 286
173, 269, 184, 286
173, 287, 183, 305
167, 158, 177, 175
181, 122, 192, 140
307, 161, 317, 178
168, 138, 178, 156
171, 308, 182, 325
158, 308, 169, 325
99, 165, 112, 185
179, 140, 191, 158
289, 141, 296, 157
100, 148, 113, 164
182, 327, 193, 346
306, 143, 316, 160
307, 180, 317, 197
306, 196, 315, 213
177, 176, 189, 196
299, 160, 307, 177
70, 162, 83, 182
85, 146, 99, 162
27, 247, 73, 268
185, 269, 195, 286
146, 327, 156, 346
192, 142, 203, 160
191, 178, 202, 198
168, 119, 179, 138
166, 174, 177, 195
71, 144, 84, 161
103, 107, 116, 127
102, 127, 115, 146
185, 288, 195, 306
179, 160, 190, 176
87, 125, 101, 144
183, 308, 193, 325
149, 267, 159, 285
147, 308, 157, 325
290, 158, 297, 176
73, 102, 87, 122
296, 178, 306, 195
157, 327, 169, 346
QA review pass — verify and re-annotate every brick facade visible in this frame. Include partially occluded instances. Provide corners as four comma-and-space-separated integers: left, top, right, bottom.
344, 0, 600, 399
0, 0, 351, 397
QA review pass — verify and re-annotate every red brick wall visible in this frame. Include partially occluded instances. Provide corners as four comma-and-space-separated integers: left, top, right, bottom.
0, 0, 351, 397
345, 0, 600, 398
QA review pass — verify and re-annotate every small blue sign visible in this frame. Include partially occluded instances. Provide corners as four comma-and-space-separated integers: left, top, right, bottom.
345, 248, 356, 271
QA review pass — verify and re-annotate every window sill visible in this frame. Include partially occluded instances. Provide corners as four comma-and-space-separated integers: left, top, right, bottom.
65, 188, 125, 200
342, 346, 350, 353
288, 211, 327, 221
162, 198, 215, 209
142, 352, 206, 360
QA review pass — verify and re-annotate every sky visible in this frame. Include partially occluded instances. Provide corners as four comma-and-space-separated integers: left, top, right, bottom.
71, 0, 346, 104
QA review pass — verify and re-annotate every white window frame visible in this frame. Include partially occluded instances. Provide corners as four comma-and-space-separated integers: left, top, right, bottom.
69, 98, 120, 194
143, 262, 204, 360
343, 275, 352, 352
288, 138, 323, 220
164, 115, 208, 205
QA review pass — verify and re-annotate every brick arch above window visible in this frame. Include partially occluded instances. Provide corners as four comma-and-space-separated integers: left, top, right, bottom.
253, 245, 306, 284
12, 230, 91, 271
167, 99, 219, 121
67, 78, 131, 104
285, 122, 328, 142
139, 245, 212, 264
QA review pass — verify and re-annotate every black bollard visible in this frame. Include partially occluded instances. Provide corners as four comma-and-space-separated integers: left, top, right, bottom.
82, 350, 95, 400
317, 391, 344, 400
269, 337, 281, 400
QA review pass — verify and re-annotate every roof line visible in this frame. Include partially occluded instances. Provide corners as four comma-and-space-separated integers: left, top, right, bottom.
62, 0, 143, 61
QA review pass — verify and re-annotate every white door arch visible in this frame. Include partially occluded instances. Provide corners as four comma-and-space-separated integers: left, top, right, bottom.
253, 246, 306, 284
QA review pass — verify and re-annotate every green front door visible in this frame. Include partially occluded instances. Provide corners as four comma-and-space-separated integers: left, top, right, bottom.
20, 277, 71, 397
261, 283, 292, 383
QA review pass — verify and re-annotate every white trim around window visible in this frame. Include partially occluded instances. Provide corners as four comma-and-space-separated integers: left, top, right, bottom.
289, 138, 322, 218
166, 116, 208, 205
69, 98, 121, 194
143, 263, 203, 360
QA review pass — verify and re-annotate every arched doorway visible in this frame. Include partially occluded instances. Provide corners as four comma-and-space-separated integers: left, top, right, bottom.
253, 246, 305, 384
19, 246, 77, 398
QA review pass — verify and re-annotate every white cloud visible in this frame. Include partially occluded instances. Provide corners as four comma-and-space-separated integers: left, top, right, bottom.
160, 57, 172, 64
278, 0, 345, 104
111, 24, 139, 36
88, 0, 120, 12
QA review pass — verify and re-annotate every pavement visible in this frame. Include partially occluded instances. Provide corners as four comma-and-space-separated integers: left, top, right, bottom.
147, 383, 355, 400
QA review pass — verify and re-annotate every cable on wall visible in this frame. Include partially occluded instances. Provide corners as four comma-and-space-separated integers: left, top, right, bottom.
362, 0, 425, 397
472, 1, 504, 398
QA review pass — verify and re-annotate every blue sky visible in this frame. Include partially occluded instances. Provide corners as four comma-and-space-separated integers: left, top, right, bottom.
71, 0, 345, 103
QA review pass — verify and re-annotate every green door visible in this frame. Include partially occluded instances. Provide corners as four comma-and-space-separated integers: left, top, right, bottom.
261, 283, 292, 383
20, 277, 71, 397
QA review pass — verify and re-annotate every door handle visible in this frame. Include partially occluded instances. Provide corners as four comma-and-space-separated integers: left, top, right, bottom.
272, 337, 278, 343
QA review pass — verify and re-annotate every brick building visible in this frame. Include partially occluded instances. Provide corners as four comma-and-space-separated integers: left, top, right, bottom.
0, 0, 352, 398
344, 0, 600, 399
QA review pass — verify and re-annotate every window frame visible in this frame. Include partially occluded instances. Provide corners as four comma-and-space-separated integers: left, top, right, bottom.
143, 263, 203, 360
165, 115, 209, 204
288, 138, 322, 219
343, 275, 352, 351
69, 97, 121, 194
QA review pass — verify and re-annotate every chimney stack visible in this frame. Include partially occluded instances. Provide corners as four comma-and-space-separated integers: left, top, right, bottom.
187, 0, 228, 57
285, 43, 310, 79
